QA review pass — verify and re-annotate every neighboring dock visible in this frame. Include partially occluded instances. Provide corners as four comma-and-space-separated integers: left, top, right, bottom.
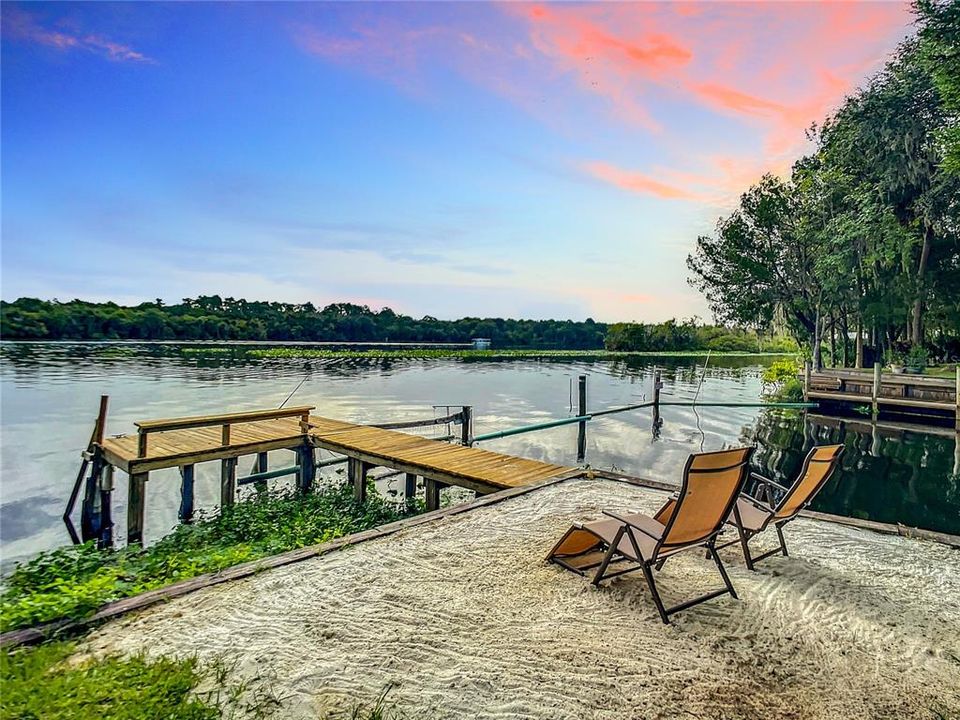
803, 363, 960, 428
81, 403, 571, 548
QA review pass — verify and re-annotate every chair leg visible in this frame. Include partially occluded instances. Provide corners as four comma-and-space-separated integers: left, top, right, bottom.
708, 542, 738, 600
592, 527, 624, 586
776, 524, 789, 557
640, 562, 670, 624
737, 525, 755, 571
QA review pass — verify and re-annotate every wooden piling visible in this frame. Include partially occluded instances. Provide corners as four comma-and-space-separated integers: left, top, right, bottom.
99, 465, 114, 549
220, 458, 237, 509
255, 452, 269, 493
298, 444, 315, 493
425, 478, 444, 511
803, 361, 811, 401
179, 465, 195, 523
404, 473, 417, 503
955, 365, 959, 431
348, 457, 367, 502
576, 375, 587, 463
460, 406, 473, 446
127, 472, 147, 545
872, 362, 882, 419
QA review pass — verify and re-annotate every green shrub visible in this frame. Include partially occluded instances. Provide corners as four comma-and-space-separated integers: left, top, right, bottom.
0, 485, 410, 633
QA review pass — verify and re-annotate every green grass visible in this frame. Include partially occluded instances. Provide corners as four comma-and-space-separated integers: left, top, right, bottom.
0, 640, 281, 720
179, 347, 792, 361
0, 484, 414, 633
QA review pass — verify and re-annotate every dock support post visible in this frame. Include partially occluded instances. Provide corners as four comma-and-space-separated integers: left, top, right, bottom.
220, 458, 237, 510
99, 465, 114, 549
577, 375, 587, 463
425, 479, 444, 511
255, 452, 268, 493
461, 406, 473, 447
803, 360, 811, 401
652, 370, 663, 434
955, 366, 959, 432
872, 362, 882, 420
80, 452, 105, 544
298, 444, 315, 493
127, 472, 147, 546
179, 464, 195, 523
404, 473, 417, 506
348, 457, 367, 502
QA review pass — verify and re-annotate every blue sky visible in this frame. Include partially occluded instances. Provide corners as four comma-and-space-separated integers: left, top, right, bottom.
1, 2, 913, 321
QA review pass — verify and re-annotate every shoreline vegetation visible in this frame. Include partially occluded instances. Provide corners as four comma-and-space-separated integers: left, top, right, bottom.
184, 347, 795, 360
0, 484, 415, 635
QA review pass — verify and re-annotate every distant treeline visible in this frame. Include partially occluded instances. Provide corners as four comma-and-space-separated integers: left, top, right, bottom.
0, 296, 792, 352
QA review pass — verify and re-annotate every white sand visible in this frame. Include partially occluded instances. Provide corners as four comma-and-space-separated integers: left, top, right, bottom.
87, 478, 960, 719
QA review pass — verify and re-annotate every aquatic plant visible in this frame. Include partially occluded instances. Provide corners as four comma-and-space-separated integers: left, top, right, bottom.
0, 485, 412, 633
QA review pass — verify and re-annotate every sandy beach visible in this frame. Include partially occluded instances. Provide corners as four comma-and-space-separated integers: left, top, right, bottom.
86, 477, 960, 719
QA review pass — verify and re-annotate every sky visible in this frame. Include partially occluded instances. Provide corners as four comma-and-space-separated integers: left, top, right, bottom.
1, 1, 915, 322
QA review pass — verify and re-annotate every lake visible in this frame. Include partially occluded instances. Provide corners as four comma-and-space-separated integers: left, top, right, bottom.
1, 342, 957, 571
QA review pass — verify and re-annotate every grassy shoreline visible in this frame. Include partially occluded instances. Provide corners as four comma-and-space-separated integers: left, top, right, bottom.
0, 484, 415, 635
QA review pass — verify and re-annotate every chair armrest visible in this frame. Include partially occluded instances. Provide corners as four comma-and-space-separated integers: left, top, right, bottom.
750, 473, 790, 493
601, 511, 665, 540
738, 494, 774, 514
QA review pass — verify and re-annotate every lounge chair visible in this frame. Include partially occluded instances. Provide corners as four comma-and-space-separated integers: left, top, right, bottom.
546, 447, 754, 623
720, 444, 844, 570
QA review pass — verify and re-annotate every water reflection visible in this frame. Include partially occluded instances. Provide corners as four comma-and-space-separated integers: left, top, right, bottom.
1, 341, 956, 570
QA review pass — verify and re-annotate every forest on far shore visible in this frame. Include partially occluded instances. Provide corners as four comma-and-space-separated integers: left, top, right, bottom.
0, 296, 793, 353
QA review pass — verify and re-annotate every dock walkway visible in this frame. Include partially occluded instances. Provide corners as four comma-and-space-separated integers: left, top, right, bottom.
93, 405, 571, 547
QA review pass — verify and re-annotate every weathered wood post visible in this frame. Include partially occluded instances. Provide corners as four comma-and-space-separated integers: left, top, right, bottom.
425, 479, 444, 511
127, 472, 147, 545
460, 406, 473, 447
872, 362, 882, 420
99, 465, 114, 549
955, 365, 959, 432
576, 375, 587, 463
80, 395, 110, 544
255, 452, 269, 493
348, 457, 367, 502
298, 444, 315, 493
404, 473, 417, 505
652, 369, 663, 432
179, 465, 195, 523
220, 458, 237, 509
803, 360, 811, 402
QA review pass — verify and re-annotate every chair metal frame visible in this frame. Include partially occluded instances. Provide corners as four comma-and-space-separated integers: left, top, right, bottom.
548, 448, 754, 624
719, 445, 844, 570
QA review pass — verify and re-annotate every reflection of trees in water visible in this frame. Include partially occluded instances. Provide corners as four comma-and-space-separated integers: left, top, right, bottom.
741, 409, 960, 534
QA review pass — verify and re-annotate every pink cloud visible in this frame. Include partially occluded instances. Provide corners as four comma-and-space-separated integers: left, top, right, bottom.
583, 161, 702, 201
3, 8, 153, 63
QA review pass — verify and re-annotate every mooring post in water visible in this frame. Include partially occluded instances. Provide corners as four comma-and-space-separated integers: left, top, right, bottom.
872, 362, 882, 420
652, 370, 663, 432
577, 375, 587, 463
80, 395, 110, 544
255, 452, 269, 493
220, 458, 237, 509
127, 472, 147, 545
99, 465, 114, 548
298, 443, 315, 493
954, 365, 959, 431
424, 478, 444, 511
803, 361, 811, 401
460, 406, 473, 447
179, 464, 195, 523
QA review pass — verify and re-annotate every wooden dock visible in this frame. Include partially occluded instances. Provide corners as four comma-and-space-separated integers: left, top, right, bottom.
803, 364, 959, 428
85, 404, 571, 548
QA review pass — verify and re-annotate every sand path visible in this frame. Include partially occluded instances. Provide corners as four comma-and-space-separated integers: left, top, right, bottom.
87, 478, 960, 719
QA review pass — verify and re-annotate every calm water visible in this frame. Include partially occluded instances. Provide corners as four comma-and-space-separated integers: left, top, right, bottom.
1, 342, 958, 570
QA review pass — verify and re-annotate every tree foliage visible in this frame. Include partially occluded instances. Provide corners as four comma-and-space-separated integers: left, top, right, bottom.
687, 1, 960, 365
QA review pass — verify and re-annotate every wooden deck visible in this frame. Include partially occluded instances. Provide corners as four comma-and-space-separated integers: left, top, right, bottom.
102, 414, 570, 493
93, 406, 573, 546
